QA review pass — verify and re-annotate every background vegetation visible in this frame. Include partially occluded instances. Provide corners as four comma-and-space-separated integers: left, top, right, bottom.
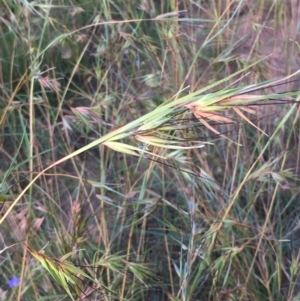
1, 0, 300, 300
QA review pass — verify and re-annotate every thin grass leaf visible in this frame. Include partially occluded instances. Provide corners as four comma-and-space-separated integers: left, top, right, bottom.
103, 141, 166, 158
233, 107, 267, 136
135, 134, 207, 149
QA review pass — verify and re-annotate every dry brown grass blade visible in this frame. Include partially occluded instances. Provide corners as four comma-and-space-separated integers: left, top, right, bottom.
192, 110, 232, 140
238, 106, 257, 114
233, 107, 267, 136
191, 106, 233, 123
218, 94, 263, 106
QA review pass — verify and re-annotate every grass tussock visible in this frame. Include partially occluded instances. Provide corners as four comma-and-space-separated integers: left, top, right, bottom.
0, 0, 300, 300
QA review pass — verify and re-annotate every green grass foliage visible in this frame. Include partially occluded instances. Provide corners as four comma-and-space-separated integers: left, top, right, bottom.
1, 0, 300, 300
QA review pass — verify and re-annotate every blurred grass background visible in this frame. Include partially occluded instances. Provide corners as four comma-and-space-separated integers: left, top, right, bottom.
0, 0, 300, 300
